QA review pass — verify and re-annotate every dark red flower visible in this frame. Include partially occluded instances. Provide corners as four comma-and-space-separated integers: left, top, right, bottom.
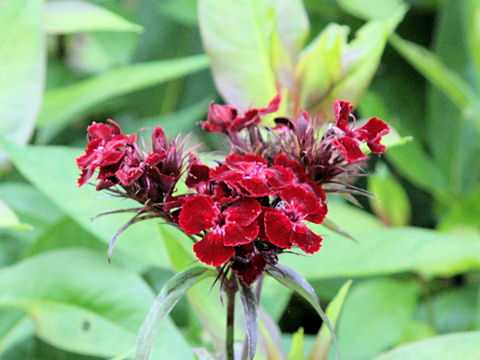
200, 95, 281, 134
76, 120, 135, 187
331, 101, 389, 162
178, 196, 262, 266
264, 185, 326, 253
210, 154, 294, 197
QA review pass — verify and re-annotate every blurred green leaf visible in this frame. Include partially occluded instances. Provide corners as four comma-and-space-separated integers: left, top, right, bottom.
0, 310, 34, 357
390, 34, 480, 128
198, 0, 277, 109
398, 321, 436, 344
268, 264, 337, 352
284, 224, 480, 280
44, 1, 143, 34
336, 0, 405, 20
368, 163, 411, 226
310, 7, 407, 119
159, 225, 225, 349
36, 55, 209, 129
333, 279, 420, 360
374, 331, 480, 360
464, 0, 480, 75
439, 185, 480, 232
295, 24, 348, 109
0, 199, 30, 231
309, 280, 352, 360
0, 139, 168, 271
158, 0, 198, 26
135, 266, 215, 360
0, 249, 192, 359
288, 328, 305, 360
0, 0, 45, 162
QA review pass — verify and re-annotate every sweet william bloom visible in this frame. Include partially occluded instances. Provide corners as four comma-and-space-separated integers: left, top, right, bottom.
210, 154, 294, 197
178, 196, 262, 266
331, 100, 389, 162
76, 120, 135, 187
200, 95, 281, 134
264, 185, 326, 253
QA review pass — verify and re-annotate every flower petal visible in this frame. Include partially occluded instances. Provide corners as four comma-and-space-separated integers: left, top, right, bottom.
178, 195, 219, 235
264, 210, 292, 249
357, 117, 390, 143
331, 137, 367, 163
281, 185, 320, 216
265, 166, 295, 189
333, 100, 353, 132
290, 222, 323, 254
232, 253, 267, 286
193, 229, 235, 266
224, 199, 262, 226
238, 178, 272, 197
223, 221, 259, 246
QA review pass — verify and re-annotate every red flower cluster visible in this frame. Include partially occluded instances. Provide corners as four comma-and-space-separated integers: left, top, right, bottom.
77, 97, 389, 286
77, 120, 187, 216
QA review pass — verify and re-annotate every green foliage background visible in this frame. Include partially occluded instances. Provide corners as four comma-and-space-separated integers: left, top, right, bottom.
0, 0, 479, 359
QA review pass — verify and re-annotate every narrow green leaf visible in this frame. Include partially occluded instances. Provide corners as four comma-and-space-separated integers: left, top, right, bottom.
335, 279, 420, 360
258, 308, 285, 360
198, 0, 277, 108
374, 332, 480, 360
309, 280, 352, 360
0, 0, 45, 161
368, 163, 411, 226
36, 55, 209, 128
158, 0, 198, 26
267, 264, 338, 358
159, 225, 225, 349
288, 328, 305, 360
0, 249, 192, 359
135, 266, 216, 360
239, 282, 258, 360
0, 138, 168, 271
390, 34, 479, 122
44, 1, 143, 34
464, 0, 480, 74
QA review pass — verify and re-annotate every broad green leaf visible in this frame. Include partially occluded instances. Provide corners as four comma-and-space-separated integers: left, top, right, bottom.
270, 0, 310, 61
267, 264, 337, 356
283, 222, 480, 280
45, 1, 143, 34
0, 199, 29, 231
159, 225, 225, 349
374, 332, 480, 360
337, 0, 405, 20
390, 34, 479, 125
0, 139, 168, 271
295, 24, 348, 109
418, 285, 477, 333
198, 0, 277, 109
0, 310, 34, 357
0, 249, 192, 359
36, 55, 209, 128
368, 163, 411, 226
287, 328, 305, 360
0, 0, 45, 162
239, 282, 258, 360
135, 266, 215, 360
309, 281, 352, 360
332, 279, 420, 360
310, 7, 407, 119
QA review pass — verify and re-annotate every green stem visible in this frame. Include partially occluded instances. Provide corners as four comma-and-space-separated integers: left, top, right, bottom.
226, 287, 236, 360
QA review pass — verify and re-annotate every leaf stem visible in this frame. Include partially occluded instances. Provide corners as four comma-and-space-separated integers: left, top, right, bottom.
225, 274, 238, 360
